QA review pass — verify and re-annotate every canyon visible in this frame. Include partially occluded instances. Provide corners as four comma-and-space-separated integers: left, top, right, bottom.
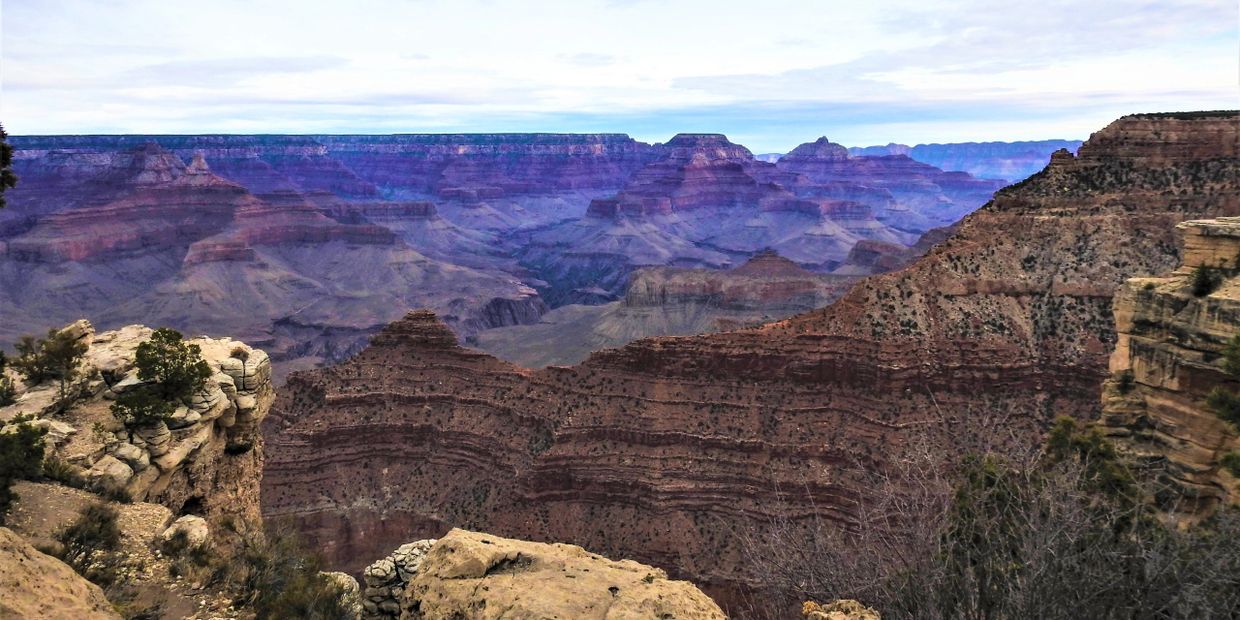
3, 133, 1011, 377
474, 250, 868, 368
260, 112, 1239, 613
848, 139, 1084, 183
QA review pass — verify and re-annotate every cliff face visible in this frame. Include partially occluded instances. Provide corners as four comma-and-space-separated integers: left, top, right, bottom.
1101, 217, 1240, 521
0, 322, 279, 617
262, 113, 1239, 604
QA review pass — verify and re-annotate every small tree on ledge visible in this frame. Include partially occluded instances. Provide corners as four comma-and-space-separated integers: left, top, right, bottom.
112, 328, 212, 428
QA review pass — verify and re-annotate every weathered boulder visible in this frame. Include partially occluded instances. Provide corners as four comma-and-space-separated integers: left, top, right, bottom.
161, 514, 210, 547
398, 529, 725, 620
804, 600, 881, 620
86, 454, 133, 491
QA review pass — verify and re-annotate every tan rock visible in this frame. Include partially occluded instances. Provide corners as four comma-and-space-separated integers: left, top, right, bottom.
0, 527, 121, 619
804, 600, 881, 620
87, 454, 134, 490
1101, 217, 1240, 522
400, 528, 725, 620
161, 514, 210, 547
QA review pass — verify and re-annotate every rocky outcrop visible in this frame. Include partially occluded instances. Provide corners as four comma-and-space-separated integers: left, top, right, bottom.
780, 137, 1006, 230
362, 539, 437, 618
1100, 217, 1240, 521
361, 529, 725, 620
475, 251, 861, 367
0, 527, 120, 620
263, 113, 1239, 612
623, 250, 856, 312
1, 320, 273, 526
803, 600, 881, 620
848, 139, 1084, 182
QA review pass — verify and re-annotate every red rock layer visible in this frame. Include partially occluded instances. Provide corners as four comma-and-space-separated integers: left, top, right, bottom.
263, 114, 1239, 607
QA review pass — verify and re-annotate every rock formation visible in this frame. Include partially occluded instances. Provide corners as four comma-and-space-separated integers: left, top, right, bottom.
520, 133, 983, 303
803, 600, 881, 620
1100, 217, 1240, 521
848, 139, 1084, 182
1, 320, 272, 526
475, 250, 861, 367
0, 144, 546, 379
262, 112, 1239, 612
361, 529, 725, 620
0, 320, 281, 617
0, 526, 121, 619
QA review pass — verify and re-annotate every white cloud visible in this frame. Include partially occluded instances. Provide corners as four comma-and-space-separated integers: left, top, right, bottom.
1, 0, 1235, 151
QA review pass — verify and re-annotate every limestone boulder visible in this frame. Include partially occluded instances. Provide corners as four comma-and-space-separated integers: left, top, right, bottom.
804, 600, 881, 620
86, 454, 133, 491
399, 529, 725, 620
161, 515, 210, 547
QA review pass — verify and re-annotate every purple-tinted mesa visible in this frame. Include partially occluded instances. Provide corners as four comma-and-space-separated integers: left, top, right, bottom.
1, 133, 1053, 378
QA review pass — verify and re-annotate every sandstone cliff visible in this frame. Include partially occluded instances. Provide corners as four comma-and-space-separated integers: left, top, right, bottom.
360, 529, 725, 620
262, 112, 1239, 611
1100, 217, 1240, 521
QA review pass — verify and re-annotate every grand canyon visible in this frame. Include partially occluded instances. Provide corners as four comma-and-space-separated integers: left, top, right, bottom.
1, 132, 1026, 378
3, 2, 1239, 618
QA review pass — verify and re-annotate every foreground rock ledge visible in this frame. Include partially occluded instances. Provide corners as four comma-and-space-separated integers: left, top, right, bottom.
366, 528, 726, 620
0, 527, 120, 619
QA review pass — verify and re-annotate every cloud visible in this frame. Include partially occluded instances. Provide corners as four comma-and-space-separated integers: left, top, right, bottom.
124, 56, 350, 88
2, 0, 1236, 151
558, 53, 617, 67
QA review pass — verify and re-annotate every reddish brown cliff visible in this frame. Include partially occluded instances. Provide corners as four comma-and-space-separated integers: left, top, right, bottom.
263, 113, 1238, 609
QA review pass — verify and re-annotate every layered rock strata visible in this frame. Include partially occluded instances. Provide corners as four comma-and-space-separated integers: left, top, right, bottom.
0, 145, 546, 378
475, 250, 861, 367
263, 113, 1239, 610
1100, 217, 1240, 520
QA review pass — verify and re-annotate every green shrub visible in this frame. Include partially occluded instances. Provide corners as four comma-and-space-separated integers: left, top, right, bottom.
41, 456, 85, 488
0, 416, 47, 524
1191, 266, 1223, 297
1221, 451, 1240, 477
56, 503, 122, 586
0, 375, 14, 406
220, 523, 354, 619
1206, 387, 1240, 428
1116, 370, 1135, 394
0, 351, 13, 406
1222, 334, 1240, 376
11, 328, 88, 397
112, 328, 212, 428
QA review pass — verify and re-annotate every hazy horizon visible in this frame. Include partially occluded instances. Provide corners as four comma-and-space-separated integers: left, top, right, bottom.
3, 0, 1237, 152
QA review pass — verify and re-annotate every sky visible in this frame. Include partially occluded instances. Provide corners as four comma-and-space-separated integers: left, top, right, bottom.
1, 0, 1237, 152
